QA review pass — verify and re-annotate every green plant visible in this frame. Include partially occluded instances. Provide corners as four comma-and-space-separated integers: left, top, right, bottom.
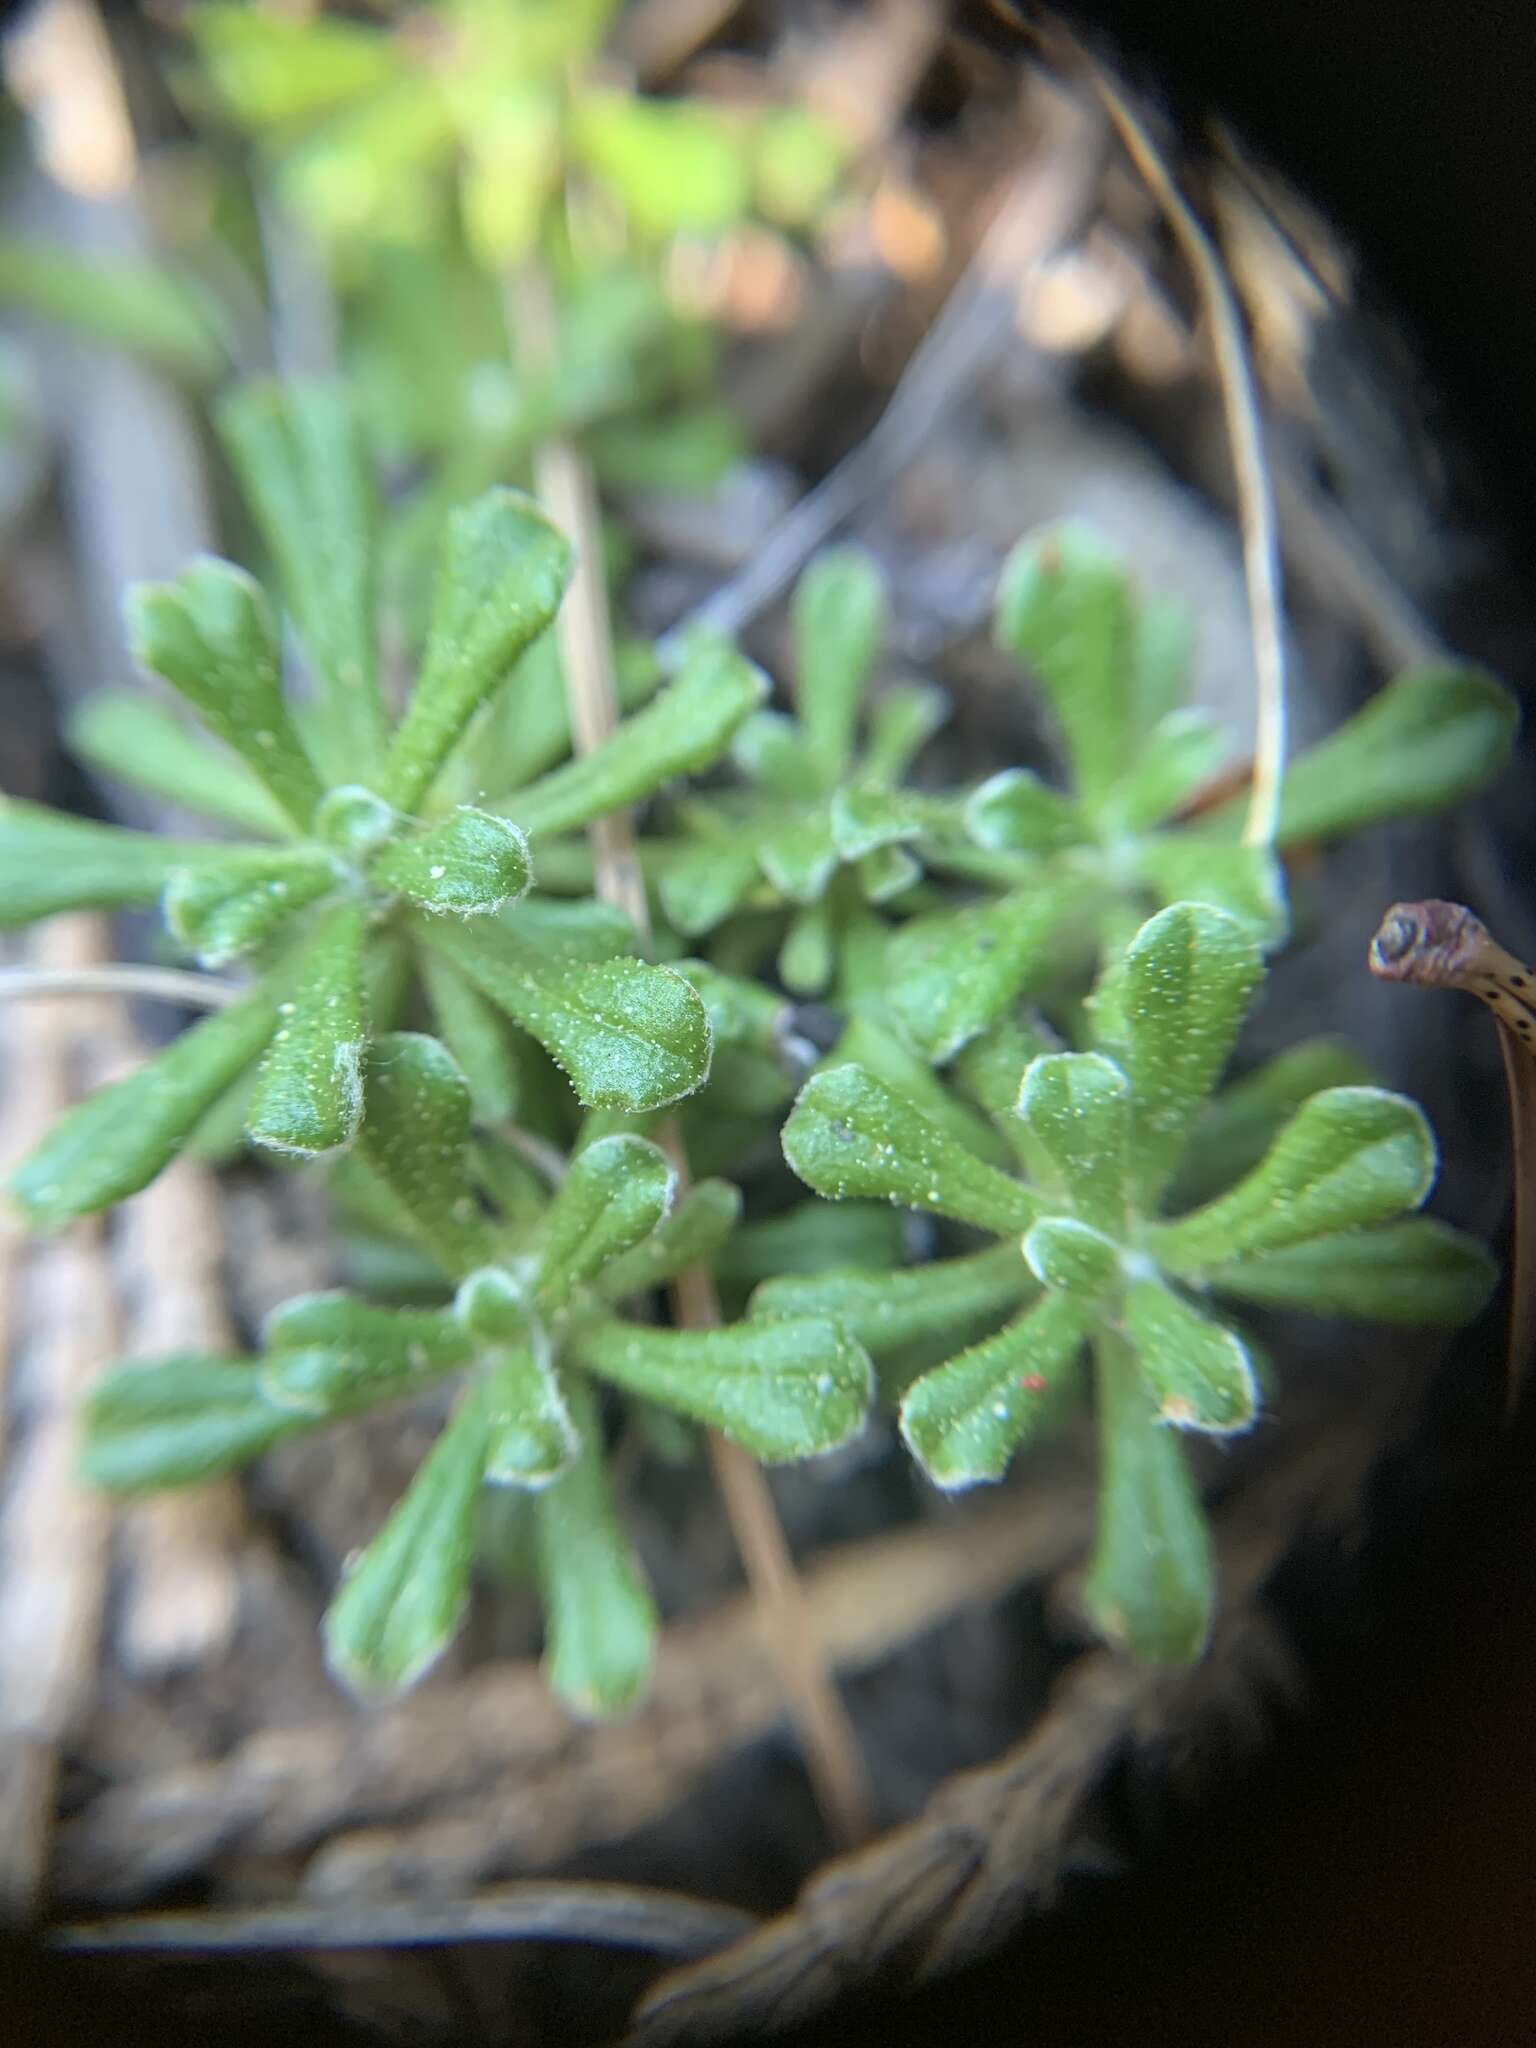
1, 454, 1515, 1699
769, 899, 1496, 1660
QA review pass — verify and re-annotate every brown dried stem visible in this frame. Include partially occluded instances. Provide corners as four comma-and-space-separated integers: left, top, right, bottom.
509, 264, 873, 1850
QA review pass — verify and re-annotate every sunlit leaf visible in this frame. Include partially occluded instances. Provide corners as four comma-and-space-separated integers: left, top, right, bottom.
1022, 1216, 1121, 1300
372, 807, 531, 917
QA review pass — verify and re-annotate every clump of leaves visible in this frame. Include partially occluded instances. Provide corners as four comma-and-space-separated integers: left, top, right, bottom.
767, 901, 1496, 1661
0, 378, 777, 1228
80, 1032, 871, 1707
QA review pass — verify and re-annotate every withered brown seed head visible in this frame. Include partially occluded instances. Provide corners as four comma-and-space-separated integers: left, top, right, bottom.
1368, 899, 1490, 987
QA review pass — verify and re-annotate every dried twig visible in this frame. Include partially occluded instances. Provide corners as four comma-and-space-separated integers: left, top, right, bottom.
1063, 35, 1287, 852
51, 1880, 759, 1959
509, 264, 874, 1851
0, 964, 243, 1009
112, 1158, 246, 1676
0, 917, 121, 1922
53, 1483, 1091, 1908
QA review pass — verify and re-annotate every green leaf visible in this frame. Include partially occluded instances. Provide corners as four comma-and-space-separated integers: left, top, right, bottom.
1137, 835, 1288, 949
751, 1243, 1034, 1354
731, 711, 815, 797
756, 812, 839, 905
533, 1134, 676, 1311
717, 1200, 901, 1288
507, 642, 766, 839
1022, 1216, 1121, 1299
164, 849, 338, 967
502, 894, 636, 962
11, 991, 277, 1228
324, 1382, 492, 1696
995, 524, 1136, 804
0, 797, 217, 928
598, 1179, 743, 1298
0, 236, 225, 382
417, 915, 712, 1113
1206, 1218, 1498, 1325
188, 2, 401, 128
831, 785, 940, 862
535, 1376, 657, 1717
1274, 666, 1519, 847
861, 680, 947, 784
1124, 1282, 1257, 1433
126, 558, 324, 831
1106, 710, 1228, 831
372, 807, 531, 917
885, 888, 1076, 1064
899, 1294, 1090, 1488
420, 952, 521, 1123
1167, 1039, 1377, 1213
80, 1356, 298, 1491
382, 489, 572, 810
1118, 904, 1264, 1207
793, 547, 886, 787
1129, 596, 1196, 737
573, 92, 750, 235
68, 693, 291, 837
963, 769, 1085, 855
782, 1064, 1038, 1231
1084, 1336, 1212, 1664
355, 1033, 498, 1277
834, 1013, 1013, 1169
857, 843, 920, 904
952, 1015, 1059, 1130
259, 1293, 473, 1416
217, 380, 387, 778
1017, 1052, 1131, 1234
458, 82, 562, 268
657, 838, 761, 936
1152, 1086, 1437, 1269
672, 960, 791, 1056
483, 1344, 579, 1489
574, 1315, 873, 1463
245, 903, 367, 1158
778, 898, 834, 996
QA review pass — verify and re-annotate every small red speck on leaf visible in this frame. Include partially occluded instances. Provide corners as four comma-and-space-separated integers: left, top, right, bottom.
1019, 1373, 1048, 1394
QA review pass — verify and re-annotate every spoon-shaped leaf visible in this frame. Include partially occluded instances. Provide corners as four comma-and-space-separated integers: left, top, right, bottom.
371, 807, 531, 917
507, 641, 767, 839
793, 545, 886, 787
164, 847, 339, 967
259, 1292, 474, 1415
355, 1032, 498, 1277
573, 1314, 873, 1463
963, 768, 1085, 855
324, 1380, 493, 1696
783, 1064, 1038, 1232
80, 1355, 299, 1490
1084, 1334, 1212, 1664
1118, 903, 1263, 1208
535, 1376, 657, 1717
885, 887, 1079, 1064
899, 1293, 1090, 1488
1124, 1281, 1257, 1434
246, 902, 368, 1158
126, 557, 324, 830
597, 1179, 742, 1297
1151, 1086, 1437, 1269
1017, 1052, 1131, 1233
69, 692, 292, 837
217, 379, 386, 778
417, 914, 712, 1113
0, 797, 220, 928
481, 1342, 579, 1488
532, 1134, 676, 1311
1022, 1216, 1122, 1300
420, 952, 522, 1123
751, 1243, 1034, 1355
1166, 1038, 1376, 1214
11, 990, 278, 1227
382, 488, 572, 809
1206, 1217, 1497, 1324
